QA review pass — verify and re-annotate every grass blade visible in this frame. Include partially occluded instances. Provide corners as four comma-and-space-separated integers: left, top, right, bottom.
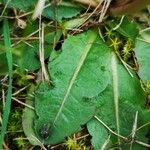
0, 18, 13, 149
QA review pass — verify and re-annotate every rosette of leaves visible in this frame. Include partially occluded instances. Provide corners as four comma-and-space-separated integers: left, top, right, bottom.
23, 29, 150, 149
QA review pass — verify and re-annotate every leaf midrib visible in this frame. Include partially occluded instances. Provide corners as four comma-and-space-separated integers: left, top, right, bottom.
53, 32, 97, 124
111, 53, 120, 144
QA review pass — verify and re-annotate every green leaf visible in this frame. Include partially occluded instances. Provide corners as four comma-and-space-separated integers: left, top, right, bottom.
22, 85, 43, 146
14, 29, 62, 71
62, 16, 88, 30
140, 29, 150, 44
87, 54, 149, 149
111, 17, 139, 40
15, 42, 40, 71
135, 34, 150, 82
42, 2, 83, 22
0, 19, 13, 150
34, 30, 111, 144
6, 0, 37, 11
87, 119, 109, 150
22, 98, 39, 145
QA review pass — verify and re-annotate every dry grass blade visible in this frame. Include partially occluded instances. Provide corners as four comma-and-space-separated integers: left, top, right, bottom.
130, 111, 138, 150
101, 135, 111, 150
39, 17, 49, 81
12, 97, 34, 110
94, 116, 127, 140
0, 0, 11, 17
99, 0, 112, 22
94, 115, 150, 148
0, 18, 13, 149
32, 0, 46, 20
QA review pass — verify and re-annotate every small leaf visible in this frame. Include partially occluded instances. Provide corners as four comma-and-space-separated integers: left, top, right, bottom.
14, 42, 40, 71
111, 17, 139, 40
87, 119, 109, 150
14, 29, 62, 71
6, 0, 37, 11
63, 16, 88, 30
42, 2, 83, 22
22, 98, 39, 145
135, 33, 150, 82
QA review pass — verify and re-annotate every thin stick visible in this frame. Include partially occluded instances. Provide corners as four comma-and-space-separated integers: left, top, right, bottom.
113, 16, 125, 30
0, 113, 2, 125
12, 29, 40, 47
3, 141, 9, 150
98, 27, 105, 42
0, 75, 8, 83
2, 89, 5, 108
76, 134, 89, 140
13, 137, 28, 140
94, 115, 150, 148
101, 135, 111, 150
130, 111, 138, 150
136, 37, 150, 44
38, 16, 49, 81
99, 0, 112, 23
77, 2, 102, 30
0, 0, 11, 17
136, 121, 150, 131
41, 23, 49, 81
131, 111, 138, 142
30, 135, 47, 150
12, 97, 34, 110
116, 52, 133, 77
140, 27, 150, 33
13, 85, 30, 96
23, 41, 34, 47
135, 140, 150, 148
50, 143, 64, 149
94, 116, 127, 140
0, 37, 39, 41
32, 0, 46, 20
